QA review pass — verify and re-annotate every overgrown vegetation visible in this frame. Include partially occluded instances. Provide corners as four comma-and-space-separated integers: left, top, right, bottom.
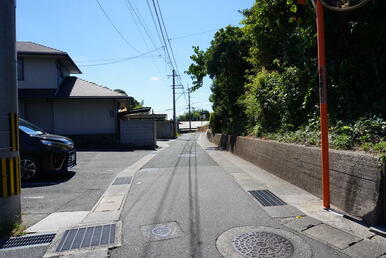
187, 0, 386, 156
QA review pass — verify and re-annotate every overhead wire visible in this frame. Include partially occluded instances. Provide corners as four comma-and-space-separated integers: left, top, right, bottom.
79, 47, 163, 67
150, 0, 174, 69
95, 0, 140, 53
122, 0, 164, 77
146, 0, 169, 71
152, 0, 188, 103
170, 28, 218, 41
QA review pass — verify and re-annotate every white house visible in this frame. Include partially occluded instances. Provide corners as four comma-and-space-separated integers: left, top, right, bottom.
17, 42, 128, 145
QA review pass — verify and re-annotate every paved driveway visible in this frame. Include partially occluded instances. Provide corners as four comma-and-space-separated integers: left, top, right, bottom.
21, 150, 151, 228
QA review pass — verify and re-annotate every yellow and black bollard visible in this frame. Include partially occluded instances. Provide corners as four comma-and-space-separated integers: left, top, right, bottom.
0, 0, 21, 234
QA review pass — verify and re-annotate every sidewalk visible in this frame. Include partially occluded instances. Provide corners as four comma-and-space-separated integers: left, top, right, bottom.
197, 132, 386, 258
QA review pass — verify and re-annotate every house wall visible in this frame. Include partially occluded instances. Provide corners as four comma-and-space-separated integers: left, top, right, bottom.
18, 57, 59, 89
24, 99, 54, 133
53, 99, 117, 135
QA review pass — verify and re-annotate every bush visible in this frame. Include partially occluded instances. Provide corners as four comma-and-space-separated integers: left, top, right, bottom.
241, 67, 315, 135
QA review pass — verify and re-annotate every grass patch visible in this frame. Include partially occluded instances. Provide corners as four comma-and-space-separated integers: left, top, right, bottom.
0, 223, 27, 238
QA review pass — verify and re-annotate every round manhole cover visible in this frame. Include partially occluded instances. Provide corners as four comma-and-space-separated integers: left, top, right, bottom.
216, 226, 312, 258
232, 231, 293, 258
151, 226, 172, 237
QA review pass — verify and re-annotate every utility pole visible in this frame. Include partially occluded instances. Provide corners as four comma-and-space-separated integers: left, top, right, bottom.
172, 69, 177, 138
316, 0, 330, 209
188, 87, 191, 132
0, 0, 21, 231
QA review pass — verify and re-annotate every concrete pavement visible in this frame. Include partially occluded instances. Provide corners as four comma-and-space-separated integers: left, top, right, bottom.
2, 133, 385, 257
110, 133, 347, 257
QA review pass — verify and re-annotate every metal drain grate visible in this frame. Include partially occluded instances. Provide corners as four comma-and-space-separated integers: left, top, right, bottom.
56, 224, 115, 252
249, 190, 287, 207
0, 233, 55, 250
112, 176, 132, 185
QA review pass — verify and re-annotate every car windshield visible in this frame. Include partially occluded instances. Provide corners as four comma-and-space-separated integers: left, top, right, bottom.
19, 118, 45, 136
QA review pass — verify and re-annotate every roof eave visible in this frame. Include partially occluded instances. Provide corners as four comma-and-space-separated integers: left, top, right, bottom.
17, 52, 82, 74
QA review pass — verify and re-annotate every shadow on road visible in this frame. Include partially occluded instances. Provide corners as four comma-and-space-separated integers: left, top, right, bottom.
21, 171, 76, 188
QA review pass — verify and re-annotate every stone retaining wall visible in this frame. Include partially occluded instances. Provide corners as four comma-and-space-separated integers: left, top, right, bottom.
207, 132, 385, 226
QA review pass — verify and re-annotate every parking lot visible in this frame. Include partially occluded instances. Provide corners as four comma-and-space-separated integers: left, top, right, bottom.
21, 150, 151, 228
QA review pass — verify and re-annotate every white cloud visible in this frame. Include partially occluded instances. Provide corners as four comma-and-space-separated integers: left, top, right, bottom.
149, 76, 160, 81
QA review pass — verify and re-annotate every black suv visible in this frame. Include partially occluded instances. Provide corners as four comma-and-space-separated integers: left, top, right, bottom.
19, 118, 76, 180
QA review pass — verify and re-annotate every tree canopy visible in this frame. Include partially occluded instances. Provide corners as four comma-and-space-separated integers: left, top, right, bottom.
187, 0, 386, 138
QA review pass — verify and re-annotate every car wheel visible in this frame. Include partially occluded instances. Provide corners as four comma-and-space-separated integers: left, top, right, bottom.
20, 159, 38, 180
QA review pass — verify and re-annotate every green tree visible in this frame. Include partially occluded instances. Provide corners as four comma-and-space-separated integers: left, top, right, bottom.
187, 26, 252, 134
188, 0, 386, 142
114, 89, 143, 111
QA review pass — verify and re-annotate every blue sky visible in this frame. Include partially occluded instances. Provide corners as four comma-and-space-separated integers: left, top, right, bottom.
17, 0, 254, 118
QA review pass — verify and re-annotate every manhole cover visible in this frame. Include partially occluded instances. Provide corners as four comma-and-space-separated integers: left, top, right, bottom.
216, 226, 312, 258
151, 226, 172, 237
232, 231, 293, 258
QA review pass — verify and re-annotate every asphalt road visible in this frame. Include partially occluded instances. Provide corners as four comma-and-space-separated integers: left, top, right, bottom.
0, 149, 151, 258
111, 133, 347, 257
21, 150, 151, 227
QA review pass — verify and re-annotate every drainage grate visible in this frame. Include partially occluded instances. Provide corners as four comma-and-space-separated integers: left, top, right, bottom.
0, 233, 55, 250
249, 190, 287, 207
56, 224, 115, 252
112, 176, 132, 185
205, 147, 218, 150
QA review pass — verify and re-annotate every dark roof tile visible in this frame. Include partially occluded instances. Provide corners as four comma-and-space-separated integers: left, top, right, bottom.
55, 77, 128, 98
16, 41, 66, 54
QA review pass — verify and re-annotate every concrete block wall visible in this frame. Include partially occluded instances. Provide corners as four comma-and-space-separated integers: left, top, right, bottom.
207, 132, 385, 226
120, 120, 156, 149
156, 121, 174, 139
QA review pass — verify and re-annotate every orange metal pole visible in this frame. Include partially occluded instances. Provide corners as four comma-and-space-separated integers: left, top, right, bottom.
316, 0, 330, 209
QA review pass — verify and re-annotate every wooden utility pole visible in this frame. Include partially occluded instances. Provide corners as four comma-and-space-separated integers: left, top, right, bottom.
172, 69, 177, 138
0, 0, 21, 230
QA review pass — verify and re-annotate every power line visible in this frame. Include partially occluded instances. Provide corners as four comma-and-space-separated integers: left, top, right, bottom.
152, 0, 187, 102
95, 0, 140, 53
122, 0, 165, 77
79, 47, 162, 67
146, 0, 168, 68
155, 0, 178, 71
170, 28, 218, 41
151, 0, 174, 69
